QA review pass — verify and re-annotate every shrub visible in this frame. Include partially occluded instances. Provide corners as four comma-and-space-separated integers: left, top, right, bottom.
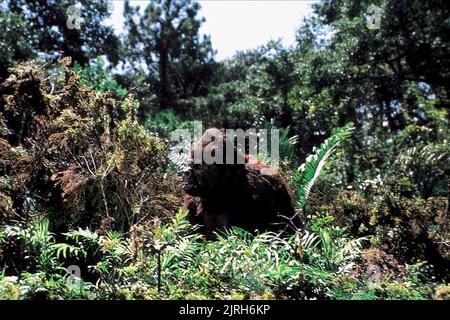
434, 284, 450, 300
308, 175, 450, 280
0, 59, 182, 235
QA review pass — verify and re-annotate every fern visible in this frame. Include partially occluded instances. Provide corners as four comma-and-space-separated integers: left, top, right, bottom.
395, 141, 450, 168
64, 228, 102, 246
293, 123, 354, 212
4, 219, 63, 273
258, 122, 299, 164
52, 242, 83, 259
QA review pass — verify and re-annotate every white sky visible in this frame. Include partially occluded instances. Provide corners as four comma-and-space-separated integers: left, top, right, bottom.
108, 0, 315, 60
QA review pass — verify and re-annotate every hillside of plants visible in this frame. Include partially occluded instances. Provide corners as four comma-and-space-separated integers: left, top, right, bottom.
0, 0, 449, 300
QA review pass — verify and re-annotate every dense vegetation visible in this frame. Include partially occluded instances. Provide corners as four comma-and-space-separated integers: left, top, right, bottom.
0, 0, 448, 300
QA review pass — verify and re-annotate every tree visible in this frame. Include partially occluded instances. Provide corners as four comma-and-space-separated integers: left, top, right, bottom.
123, 0, 216, 115
288, 0, 450, 185
2, 0, 119, 71
0, 11, 34, 78
264, 41, 296, 128
316, 0, 450, 90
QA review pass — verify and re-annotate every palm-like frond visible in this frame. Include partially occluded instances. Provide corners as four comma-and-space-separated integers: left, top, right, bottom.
395, 140, 450, 168
293, 123, 354, 211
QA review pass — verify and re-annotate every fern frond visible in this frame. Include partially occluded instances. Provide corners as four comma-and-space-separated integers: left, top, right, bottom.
395, 140, 450, 168
63, 228, 102, 246
293, 123, 354, 211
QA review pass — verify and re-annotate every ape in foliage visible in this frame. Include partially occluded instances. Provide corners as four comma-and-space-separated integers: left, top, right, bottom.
182, 128, 300, 238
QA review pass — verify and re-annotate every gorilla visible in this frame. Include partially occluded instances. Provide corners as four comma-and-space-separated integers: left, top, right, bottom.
182, 128, 300, 238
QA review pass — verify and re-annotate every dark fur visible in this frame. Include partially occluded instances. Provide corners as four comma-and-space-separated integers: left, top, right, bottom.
182, 128, 300, 238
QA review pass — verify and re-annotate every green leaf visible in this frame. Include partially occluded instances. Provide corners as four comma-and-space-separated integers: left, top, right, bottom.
293, 123, 354, 211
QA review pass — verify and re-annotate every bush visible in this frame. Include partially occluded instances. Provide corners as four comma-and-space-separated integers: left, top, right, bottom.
308, 176, 450, 280
0, 59, 182, 238
1, 210, 442, 300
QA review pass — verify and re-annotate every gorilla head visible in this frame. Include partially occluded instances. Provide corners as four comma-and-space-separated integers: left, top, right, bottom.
181, 128, 245, 197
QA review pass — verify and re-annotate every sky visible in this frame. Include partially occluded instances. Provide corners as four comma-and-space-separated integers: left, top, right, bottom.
108, 0, 315, 60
